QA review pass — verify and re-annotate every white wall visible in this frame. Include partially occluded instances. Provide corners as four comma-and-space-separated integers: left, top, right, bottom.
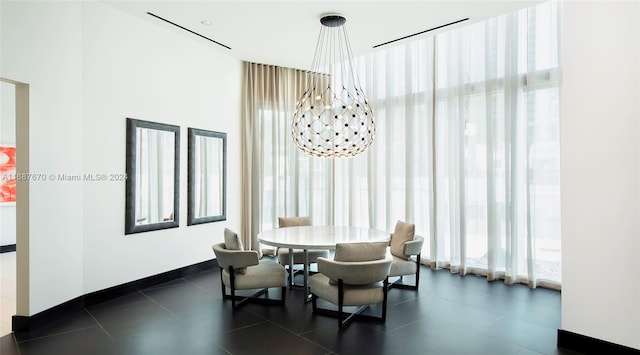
561, 1, 640, 350
1, 0, 242, 315
1, 0, 85, 315
81, 1, 242, 293
0, 81, 16, 246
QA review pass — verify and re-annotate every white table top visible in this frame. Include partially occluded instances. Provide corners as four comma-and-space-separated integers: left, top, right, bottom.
258, 225, 390, 250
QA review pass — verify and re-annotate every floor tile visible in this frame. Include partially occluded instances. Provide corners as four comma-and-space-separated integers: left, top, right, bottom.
86, 290, 153, 311
88, 296, 181, 339
393, 295, 505, 332
0, 333, 19, 355
305, 319, 460, 354
142, 281, 219, 321
479, 316, 559, 354
182, 270, 221, 292
242, 289, 337, 334
0, 262, 570, 355
216, 321, 330, 355
13, 309, 99, 343
357, 298, 431, 332
113, 320, 229, 355
389, 316, 526, 355
16, 326, 120, 355
144, 282, 267, 333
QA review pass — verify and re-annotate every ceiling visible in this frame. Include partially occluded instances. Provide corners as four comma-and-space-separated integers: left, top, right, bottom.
103, 0, 543, 71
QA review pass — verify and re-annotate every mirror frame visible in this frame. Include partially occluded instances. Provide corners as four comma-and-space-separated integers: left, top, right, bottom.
187, 128, 227, 225
125, 118, 180, 234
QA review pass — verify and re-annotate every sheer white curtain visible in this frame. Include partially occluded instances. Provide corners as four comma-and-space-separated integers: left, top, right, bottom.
433, 1, 561, 288
242, 1, 560, 287
333, 39, 435, 236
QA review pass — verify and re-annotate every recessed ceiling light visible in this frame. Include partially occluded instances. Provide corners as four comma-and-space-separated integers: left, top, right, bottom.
200, 19, 212, 26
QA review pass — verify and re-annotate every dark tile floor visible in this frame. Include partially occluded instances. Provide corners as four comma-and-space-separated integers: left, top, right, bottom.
0, 258, 582, 355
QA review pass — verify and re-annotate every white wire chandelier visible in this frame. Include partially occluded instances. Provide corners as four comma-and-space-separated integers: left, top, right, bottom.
291, 15, 375, 158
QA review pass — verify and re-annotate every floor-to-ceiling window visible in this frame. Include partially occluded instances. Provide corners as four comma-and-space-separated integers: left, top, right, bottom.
432, 1, 560, 287
244, 0, 560, 288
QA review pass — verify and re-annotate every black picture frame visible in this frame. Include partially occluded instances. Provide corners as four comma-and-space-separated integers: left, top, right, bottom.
187, 128, 227, 225
125, 118, 180, 234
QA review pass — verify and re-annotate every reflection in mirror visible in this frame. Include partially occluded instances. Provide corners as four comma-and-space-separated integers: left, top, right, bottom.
135, 128, 175, 224
188, 128, 226, 225
126, 118, 179, 234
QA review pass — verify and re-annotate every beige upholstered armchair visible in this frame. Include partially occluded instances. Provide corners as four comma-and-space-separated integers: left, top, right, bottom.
388, 220, 424, 290
276, 216, 330, 286
212, 228, 288, 309
310, 242, 392, 329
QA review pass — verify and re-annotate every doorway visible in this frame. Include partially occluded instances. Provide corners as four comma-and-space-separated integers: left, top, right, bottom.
0, 77, 29, 336
0, 81, 16, 335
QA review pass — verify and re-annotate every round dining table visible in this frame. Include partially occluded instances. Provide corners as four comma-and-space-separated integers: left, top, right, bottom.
258, 225, 390, 301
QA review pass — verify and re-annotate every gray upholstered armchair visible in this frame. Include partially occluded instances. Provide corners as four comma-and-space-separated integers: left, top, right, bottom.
276, 216, 330, 286
310, 242, 392, 329
388, 220, 424, 290
212, 228, 287, 309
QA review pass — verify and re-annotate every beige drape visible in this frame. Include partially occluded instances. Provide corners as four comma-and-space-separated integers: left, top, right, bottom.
241, 63, 326, 253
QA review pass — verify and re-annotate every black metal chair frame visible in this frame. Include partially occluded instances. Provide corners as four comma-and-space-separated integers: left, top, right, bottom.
311, 277, 389, 329
220, 266, 286, 310
389, 253, 421, 291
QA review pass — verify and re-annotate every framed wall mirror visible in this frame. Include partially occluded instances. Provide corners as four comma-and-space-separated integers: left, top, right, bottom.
125, 118, 180, 234
188, 128, 226, 225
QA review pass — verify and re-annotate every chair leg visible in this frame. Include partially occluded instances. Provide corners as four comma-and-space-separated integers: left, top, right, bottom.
221, 266, 287, 310
338, 280, 344, 329
389, 254, 421, 291
229, 266, 237, 309
281, 287, 287, 305
336, 279, 371, 329
312, 280, 384, 329
382, 277, 389, 322
415, 254, 421, 289
219, 268, 226, 299
288, 248, 294, 287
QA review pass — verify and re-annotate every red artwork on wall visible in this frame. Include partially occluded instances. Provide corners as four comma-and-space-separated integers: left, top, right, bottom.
0, 146, 16, 204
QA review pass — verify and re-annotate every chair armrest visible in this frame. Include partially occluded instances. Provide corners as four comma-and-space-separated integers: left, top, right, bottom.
317, 257, 391, 285
212, 243, 260, 269
403, 235, 424, 257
